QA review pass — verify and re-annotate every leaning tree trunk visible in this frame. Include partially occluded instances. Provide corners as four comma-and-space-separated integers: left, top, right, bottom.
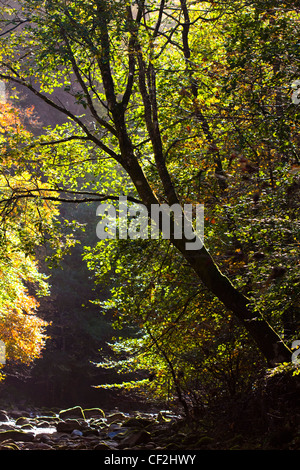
121, 143, 292, 367
177, 239, 292, 366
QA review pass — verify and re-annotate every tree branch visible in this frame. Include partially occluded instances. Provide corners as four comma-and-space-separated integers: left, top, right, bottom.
0, 189, 143, 211
0, 71, 119, 160
60, 27, 118, 137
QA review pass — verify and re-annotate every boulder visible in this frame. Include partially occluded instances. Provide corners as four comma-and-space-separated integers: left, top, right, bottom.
56, 419, 85, 433
83, 408, 105, 419
122, 416, 153, 428
58, 406, 85, 420
36, 433, 53, 443
0, 430, 35, 442
118, 430, 151, 448
107, 423, 127, 439
15, 417, 31, 426
0, 441, 21, 450
36, 420, 54, 428
0, 424, 15, 431
106, 412, 127, 424
20, 424, 35, 431
0, 410, 9, 422
89, 418, 106, 428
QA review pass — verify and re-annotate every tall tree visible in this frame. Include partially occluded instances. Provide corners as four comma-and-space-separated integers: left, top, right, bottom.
0, 100, 57, 380
0, 0, 298, 365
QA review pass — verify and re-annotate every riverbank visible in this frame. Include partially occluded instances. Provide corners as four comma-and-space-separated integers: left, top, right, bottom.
0, 406, 191, 451
0, 398, 299, 451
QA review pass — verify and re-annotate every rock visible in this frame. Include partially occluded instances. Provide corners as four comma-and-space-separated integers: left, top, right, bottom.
71, 429, 83, 437
119, 430, 152, 448
196, 435, 215, 447
59, 406, 85, 420
108, 422, 122, 432
108, 429, 126, 439
25, 442, 54, 450
0, 410, 9, 422
83, 408, 105, 419
94, 441, 114, 450
0, 430, 35, 442
36, 420, 54, 428
0, 440, 21, 450
122, 416, 153, 428
143, 442, 157, 449
20, 424, 35, 431
56, 419, 85, 433
106, 412, 127, 424
36, 433, 53, 443
0, 424, 15, 431
89, 418, 106, 428
82, 428, 99, 437
36, 416, 58, 424
15, 417, 31, 426
157, 412, 171, 423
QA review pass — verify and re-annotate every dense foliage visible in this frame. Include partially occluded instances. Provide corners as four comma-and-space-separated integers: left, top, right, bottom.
0, 0, 299, 411
0, 100, 54, 380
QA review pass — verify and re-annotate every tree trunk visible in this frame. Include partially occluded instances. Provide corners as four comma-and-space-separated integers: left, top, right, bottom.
175, 239, 291, 366
120, 157, 291, 366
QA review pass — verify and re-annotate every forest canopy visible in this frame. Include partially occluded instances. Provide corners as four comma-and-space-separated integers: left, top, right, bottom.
0, 0, 299, 410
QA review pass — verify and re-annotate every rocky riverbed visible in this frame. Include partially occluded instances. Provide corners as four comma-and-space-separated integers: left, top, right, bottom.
0, 406, 191, 451
2, 400, 299, 451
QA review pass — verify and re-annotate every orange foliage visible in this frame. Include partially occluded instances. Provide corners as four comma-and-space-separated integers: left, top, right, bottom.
0, 100, 50, 381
